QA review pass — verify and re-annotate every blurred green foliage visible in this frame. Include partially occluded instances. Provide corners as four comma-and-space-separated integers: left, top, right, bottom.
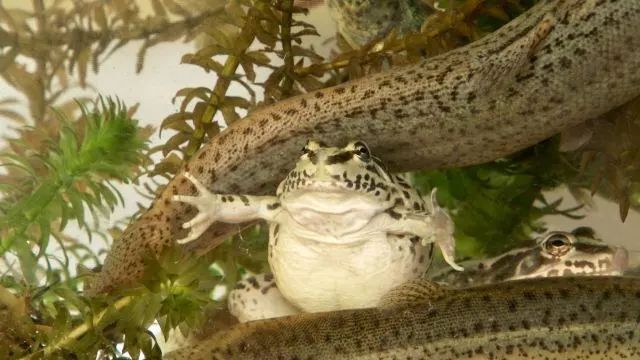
0, 245, 218, 359
413, 139, 584, 259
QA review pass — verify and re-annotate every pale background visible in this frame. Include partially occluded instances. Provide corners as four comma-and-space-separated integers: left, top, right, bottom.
1, 0, 638, 271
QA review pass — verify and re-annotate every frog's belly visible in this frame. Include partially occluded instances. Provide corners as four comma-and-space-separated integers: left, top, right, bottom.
269, 229, 429, 313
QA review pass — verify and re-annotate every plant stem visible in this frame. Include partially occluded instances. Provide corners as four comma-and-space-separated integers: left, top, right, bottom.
184, 23, 256, 159
279, 0, 296, 97
22, 296, 134, 359
0, 8, 223, 58
32, 0, 47, 123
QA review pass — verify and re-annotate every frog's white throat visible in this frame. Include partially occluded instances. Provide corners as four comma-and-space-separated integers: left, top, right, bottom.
281, 190, 386, 238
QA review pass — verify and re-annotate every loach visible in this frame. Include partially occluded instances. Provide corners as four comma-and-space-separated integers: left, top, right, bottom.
174, 140, 456, 321
430, 230, 629, 287
165, 276, 640, 359
90, 0, 640, 294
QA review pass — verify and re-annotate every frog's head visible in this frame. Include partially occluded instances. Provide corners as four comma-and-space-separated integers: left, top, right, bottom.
508, 231, 629, 280
277, 140, 396, 229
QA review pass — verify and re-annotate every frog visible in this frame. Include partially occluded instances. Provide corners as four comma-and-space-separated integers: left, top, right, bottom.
173, 140, 461, 318
429, 229, 629, 288
326, 0, 437, 47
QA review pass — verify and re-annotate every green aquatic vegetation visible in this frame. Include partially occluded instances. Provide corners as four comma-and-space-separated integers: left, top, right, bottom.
158, 0, 324, 167
565, 98, 640, 220
0, 0, 225, 126
0, 246, 217, 359
0, 98, 149, 282
413, 139, 584, 258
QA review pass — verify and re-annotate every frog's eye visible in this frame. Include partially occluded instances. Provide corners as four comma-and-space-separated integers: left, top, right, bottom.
302, 145, 310, 155
542, 232, 573, 256
353, 141, 371, 161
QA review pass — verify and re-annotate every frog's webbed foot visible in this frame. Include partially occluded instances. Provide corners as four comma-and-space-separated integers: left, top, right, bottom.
421, 188, 463, 272
172, 172, 220, 244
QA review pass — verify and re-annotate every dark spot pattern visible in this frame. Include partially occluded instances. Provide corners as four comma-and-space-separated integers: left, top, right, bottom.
169, 277, 640, 359
91, 0, 640, 306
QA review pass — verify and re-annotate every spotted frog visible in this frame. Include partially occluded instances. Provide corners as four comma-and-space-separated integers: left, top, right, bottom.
173, 140, 460, 319
429, 230, 629, 288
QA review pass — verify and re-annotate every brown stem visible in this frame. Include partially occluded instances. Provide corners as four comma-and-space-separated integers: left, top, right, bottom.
0, 8, 222, 57
32, 0, 48, 123
184, 20, 256, 159
279, 0, 296, 97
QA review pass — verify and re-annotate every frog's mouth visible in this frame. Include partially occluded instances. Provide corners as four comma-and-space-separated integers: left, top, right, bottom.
279, 183, 388, 238
611, 247, 629, 273
569, 245, 629, 275
291, 179, 360, 192
281, 187, 384, 215
515, 246, 629, 280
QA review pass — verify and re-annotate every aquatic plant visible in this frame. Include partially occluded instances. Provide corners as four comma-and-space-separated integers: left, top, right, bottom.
0, 0, 638, 358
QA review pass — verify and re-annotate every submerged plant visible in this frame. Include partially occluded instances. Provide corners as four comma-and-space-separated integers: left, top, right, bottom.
1, 98, 149, 280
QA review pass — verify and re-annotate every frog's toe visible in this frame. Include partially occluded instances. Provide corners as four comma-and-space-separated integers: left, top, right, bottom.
437, 237, 463, 272
177, 222, 211, 244
171, 194, 196, 204
183, 211, 211, 229
424, 188, 439, 213
176, 231, 199, 244
443, 255, 464, 272
228, 273, 300, 323
182, 172, 210, 195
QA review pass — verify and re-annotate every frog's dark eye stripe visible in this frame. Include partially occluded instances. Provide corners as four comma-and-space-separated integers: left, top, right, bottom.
571, 226, 596, 239
573, 242, 609, 254
326, 151, 353, 165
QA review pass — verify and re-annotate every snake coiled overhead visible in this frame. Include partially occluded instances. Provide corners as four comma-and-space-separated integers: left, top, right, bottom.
90, 0, 640, 295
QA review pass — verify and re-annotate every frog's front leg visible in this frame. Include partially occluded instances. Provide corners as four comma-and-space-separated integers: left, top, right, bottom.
420, 188, 458, 268
172, 172, 280, 244
373, 190, 462, 271
380, 213, 462, 271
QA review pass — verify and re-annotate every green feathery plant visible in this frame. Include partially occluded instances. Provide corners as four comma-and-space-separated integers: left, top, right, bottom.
0, 245, 217, 359
0, 98, 219, 359
0, 98, 148, 283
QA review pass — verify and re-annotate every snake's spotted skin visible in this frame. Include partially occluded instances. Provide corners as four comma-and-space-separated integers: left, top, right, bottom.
166, 276, 640, 359
90, 0, 640, 294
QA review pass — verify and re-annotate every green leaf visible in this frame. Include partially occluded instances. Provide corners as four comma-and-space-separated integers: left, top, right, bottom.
175, 87, 212, 113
